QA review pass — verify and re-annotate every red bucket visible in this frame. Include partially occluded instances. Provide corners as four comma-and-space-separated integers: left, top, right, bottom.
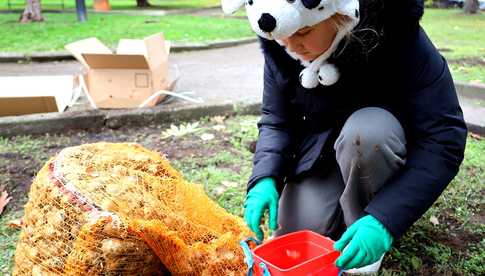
241, 230, 341, 276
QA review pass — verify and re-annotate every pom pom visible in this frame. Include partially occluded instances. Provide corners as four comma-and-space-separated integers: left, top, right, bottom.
318, 63, 340, 86
299, 68, 319, 89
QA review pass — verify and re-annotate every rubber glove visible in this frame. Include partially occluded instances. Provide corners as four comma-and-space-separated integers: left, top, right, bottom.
334, 215, 393, 269
243, 177, 279, 240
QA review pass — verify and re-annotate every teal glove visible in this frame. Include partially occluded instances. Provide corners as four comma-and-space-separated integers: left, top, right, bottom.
243, 177, 279, 240
334, 215, 393, 269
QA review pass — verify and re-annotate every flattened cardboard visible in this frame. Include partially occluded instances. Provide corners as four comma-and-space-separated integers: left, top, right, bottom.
65, 33, 172, 109
0, 75, 75, 117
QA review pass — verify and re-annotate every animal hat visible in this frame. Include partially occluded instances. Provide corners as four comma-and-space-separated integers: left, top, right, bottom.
222, 0, 360, 88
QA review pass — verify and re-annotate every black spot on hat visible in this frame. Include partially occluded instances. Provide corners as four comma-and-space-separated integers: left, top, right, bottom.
301, 0, 320, 9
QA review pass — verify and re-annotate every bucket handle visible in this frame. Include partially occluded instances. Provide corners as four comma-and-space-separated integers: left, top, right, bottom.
240, 237, 262, 276
259, 262, 271, 276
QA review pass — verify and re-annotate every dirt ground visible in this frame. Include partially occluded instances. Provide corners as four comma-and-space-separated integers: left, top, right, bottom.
0, 121, 248, 211
0, 116, 483, 275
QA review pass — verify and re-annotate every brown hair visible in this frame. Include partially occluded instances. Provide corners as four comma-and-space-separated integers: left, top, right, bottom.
330, 13, 353, 33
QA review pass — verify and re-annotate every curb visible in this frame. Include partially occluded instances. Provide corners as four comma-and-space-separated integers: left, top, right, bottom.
0, 37, 257, 63
455, 81, 485, 136
455, 81, 485, 101
466, 123, 485, 137
0, 82, 483, 137
162, 5, 222, 15
0, 102, 261, 137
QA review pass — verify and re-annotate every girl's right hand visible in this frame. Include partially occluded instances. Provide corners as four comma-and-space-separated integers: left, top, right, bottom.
243, 177, 279, 240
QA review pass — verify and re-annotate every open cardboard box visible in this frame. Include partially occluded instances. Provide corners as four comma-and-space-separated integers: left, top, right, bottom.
65, 32, 176, 109
0, 75, 77, 117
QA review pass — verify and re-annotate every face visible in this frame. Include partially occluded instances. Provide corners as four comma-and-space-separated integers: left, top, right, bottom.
280, 17, 337, 61
242, 0, 339, 40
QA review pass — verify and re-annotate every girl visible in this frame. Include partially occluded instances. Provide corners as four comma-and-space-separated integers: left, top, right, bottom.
233, 0, 467, 272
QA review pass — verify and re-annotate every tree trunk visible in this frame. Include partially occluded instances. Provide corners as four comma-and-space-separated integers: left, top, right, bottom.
464, 0, 479, 14
19, 0, 44, 23
136, 0, 151, 8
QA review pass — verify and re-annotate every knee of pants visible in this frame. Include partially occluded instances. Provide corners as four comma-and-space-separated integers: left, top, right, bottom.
334, 107, 406, 167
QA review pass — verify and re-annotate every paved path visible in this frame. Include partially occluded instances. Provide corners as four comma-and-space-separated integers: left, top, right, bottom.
0, 42, 484, 134
458, 96, 485, 133
0, 43, 264, 111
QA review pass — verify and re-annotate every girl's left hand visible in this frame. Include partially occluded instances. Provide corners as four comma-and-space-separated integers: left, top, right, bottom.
333, 215, 393, 269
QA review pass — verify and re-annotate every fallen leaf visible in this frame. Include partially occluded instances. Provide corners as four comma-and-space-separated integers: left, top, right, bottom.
212, 125, 226, 131
200, 133, 215, 141
429, 215, 439, 226
210, 116, 226, 124
7, 218, 22, 229
0, 190, 12, 216
221, 181, 238, 188
161, 122, 201, 139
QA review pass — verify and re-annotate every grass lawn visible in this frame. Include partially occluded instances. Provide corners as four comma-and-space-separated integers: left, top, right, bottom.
2, 7, 483, 85
0, 0, 221, 11
0, 13, 252, 53
421, 8, 485, 84
0, 115, 484, 275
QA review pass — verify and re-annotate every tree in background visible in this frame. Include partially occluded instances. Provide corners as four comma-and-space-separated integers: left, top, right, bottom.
136, 0, 151, 8
19, 0, 44, 22
464, 0, 479, 13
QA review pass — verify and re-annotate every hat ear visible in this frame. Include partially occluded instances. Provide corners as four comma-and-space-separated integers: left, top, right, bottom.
336, 0, 360, 19
222, 0, 245, 14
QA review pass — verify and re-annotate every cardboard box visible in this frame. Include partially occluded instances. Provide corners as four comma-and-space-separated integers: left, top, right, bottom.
0, 75, 76, 117
65, 33, 174, 109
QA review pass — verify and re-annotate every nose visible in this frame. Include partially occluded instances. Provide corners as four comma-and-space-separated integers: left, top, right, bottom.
258, 13, 277, 33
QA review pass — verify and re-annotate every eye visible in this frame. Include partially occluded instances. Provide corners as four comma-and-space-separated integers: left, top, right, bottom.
247, 0, 253, 5
287, 0, 295, 3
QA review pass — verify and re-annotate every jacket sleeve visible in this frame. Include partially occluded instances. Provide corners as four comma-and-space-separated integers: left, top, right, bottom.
247, 40, 299, 193
365, 27, 468, 239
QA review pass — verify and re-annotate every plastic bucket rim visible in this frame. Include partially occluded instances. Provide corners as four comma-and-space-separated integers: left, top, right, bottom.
252, 230, 339, 273
253, 250, 340, 273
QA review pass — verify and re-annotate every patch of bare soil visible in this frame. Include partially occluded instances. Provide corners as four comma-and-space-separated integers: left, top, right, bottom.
0, 123, 239, 213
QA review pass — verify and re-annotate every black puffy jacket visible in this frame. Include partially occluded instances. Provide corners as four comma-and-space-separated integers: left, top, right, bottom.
248, 0, 467, 238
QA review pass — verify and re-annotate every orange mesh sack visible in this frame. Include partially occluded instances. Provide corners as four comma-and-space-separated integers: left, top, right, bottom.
13, 142, 252, 275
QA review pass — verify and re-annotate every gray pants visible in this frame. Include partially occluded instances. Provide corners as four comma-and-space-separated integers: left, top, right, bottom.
275, 107, 407, 240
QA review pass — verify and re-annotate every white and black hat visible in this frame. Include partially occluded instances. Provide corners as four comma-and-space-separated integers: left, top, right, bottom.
222, 0, 361, 88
